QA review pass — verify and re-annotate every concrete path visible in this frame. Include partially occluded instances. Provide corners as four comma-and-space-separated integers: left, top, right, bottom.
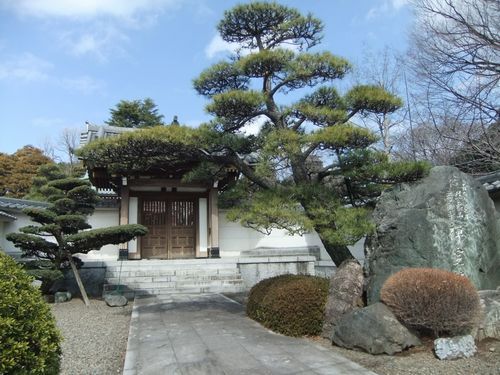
123, 294, 376, 375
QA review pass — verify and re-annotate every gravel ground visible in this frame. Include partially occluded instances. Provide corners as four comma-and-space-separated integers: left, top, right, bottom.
314, 336, 500, 375
51, 298, 132, 375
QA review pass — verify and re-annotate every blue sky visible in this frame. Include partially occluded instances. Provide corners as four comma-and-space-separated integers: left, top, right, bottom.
0, 0, 413, 157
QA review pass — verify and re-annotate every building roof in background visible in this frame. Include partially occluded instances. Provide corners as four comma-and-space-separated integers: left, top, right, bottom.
80, 122, 135, 146
0, 197, 49, 210
0, 210, 17, 221
476, 171, 500, 194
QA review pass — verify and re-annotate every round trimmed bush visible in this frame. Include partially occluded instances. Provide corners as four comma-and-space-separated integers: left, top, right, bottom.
247, 274, 329, 337
0, 251, 61, 374
380, 268, 481, 337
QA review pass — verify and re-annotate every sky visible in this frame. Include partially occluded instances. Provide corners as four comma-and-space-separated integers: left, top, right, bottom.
0, 0, 414, 158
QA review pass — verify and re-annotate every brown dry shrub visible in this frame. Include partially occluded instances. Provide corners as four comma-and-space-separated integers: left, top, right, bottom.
380, 268, 481, 337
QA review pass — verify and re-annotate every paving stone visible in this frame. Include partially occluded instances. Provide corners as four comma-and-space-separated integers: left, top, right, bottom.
123, 293, 377, 375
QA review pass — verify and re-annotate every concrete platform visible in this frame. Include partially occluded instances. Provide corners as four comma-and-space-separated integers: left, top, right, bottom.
123, 293, 377, 375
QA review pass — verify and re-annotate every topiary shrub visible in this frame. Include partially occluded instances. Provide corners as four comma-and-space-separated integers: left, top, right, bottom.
0, 251, 61, 374
380, 268, 481, 337
247, 274, 329, 337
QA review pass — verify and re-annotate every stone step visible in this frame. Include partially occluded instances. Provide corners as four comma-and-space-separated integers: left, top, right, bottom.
105, 268, 240, 278
105, 274, 242, 284
103, 260, 239, 272
103, 283, 246, 299
106, 279, 243, 290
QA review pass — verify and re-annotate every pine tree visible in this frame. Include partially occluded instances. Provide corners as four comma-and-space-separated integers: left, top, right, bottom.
7, 178, 147, 306
191, 2, 429, 265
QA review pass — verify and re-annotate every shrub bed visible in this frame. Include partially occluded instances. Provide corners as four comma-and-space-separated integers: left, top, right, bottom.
0, 251, 61, 374
247, 274, 329, 337
380, 268, 481, 337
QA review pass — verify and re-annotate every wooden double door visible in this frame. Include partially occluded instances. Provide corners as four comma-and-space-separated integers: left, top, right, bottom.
139, 196, 197, 259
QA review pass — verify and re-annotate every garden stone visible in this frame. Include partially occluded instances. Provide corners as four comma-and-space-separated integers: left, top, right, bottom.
365, 166, 500, 304
321, 259, 364, 339
332, 302, 421, 355
105, 293, 128, 307
434, 335, 476, 360
31, 279, 42, 289
54, 291, 72, 303
474, 290, 500, 341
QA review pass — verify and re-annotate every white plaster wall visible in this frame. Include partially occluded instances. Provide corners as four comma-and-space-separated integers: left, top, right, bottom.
219, 210, 366, 263
0, 212, 40, 257
83, 207, 120, 260
219, 209, 331, 259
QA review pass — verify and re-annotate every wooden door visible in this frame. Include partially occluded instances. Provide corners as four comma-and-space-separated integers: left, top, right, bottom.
168, 200, 196, 259
140, 197, 196, 259
141, 199, 168, 259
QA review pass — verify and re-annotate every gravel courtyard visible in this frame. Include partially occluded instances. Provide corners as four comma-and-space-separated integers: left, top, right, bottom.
51, 298, 132, 375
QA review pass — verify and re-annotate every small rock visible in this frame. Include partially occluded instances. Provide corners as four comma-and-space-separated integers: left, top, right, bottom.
31, 279, 43, 289
474, 290, 500, 341
104, 293, 128, 307
54, 291, 72, 303
489, 347, 495, 352
434, 335, 477, 360
332, 302, 421, 355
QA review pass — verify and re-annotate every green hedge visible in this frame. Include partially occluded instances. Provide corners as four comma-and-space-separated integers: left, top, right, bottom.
0, 252, 61, 374
247, 274, 329, 337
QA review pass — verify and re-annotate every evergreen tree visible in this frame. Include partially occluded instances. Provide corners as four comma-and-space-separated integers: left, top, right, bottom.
106, 98, 164, 128
7, 178, 147, 306
192, 2, 428, 265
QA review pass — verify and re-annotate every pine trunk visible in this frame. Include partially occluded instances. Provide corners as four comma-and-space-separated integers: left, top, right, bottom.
321, 239, 357, 267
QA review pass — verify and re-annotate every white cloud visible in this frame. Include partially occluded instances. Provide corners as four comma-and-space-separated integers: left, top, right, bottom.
205, 35, 241, 59
204, 34, 300, 60
366, 0, 409, 20
0, 52, 104, 94
391, 0, 409, 9
3, 0, 178, 20
0, 53, 53, 82
60, 24, 129, 61
240, 115, 268, 136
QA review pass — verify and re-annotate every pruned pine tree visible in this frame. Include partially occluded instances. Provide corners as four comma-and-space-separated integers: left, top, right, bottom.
7, 178, 147, 306
192, 2, 428, 265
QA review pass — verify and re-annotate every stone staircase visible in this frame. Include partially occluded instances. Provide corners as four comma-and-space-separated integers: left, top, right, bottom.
103, 259, 246, 298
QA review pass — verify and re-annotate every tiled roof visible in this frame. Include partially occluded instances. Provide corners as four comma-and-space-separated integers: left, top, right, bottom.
0, 210, 17, 220
0, 197, 49, 210
80, 122, 135, 146
477, 171, 500, 193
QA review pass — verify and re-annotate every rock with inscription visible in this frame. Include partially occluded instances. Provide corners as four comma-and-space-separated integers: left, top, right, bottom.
365, 166, 500, 304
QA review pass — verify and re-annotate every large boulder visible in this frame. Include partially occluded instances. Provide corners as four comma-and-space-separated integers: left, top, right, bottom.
365, 166, 500, 304
321, 260, 364, 339
332, 302, 421, 355
474, 290, 500, 341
